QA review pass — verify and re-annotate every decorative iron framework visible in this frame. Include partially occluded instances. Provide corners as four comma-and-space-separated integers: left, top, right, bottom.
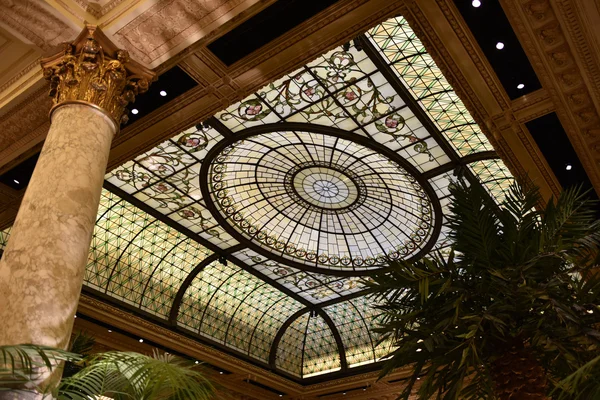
0, 15, 516, 382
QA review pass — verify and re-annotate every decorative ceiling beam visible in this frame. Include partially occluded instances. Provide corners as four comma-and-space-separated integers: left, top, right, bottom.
500, 0, 600, 197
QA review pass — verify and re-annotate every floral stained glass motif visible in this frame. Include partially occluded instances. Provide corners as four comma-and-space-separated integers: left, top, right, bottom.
234, 249, 366, 302
91, 12, 517, 380
106, 125, 234, 247
215, 45, 449, 170
368, 16, 495, 157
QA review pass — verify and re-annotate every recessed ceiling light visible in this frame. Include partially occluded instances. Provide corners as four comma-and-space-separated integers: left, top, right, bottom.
159, 90, 167, 97
566, 164, 572, 171
416, 348, 422, 352
139, 339, 144, 343
131, 108, 139, 115
74, 315, 77, 318
219, 371, 223, 375
195, 361, 199, 364
472, 0, 481, 7
496, 42, 504, 50
517, 83, 525, 89
13, 179, 19, 184
108, 330, 112, 333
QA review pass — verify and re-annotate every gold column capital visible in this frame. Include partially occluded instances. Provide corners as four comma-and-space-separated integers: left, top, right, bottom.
41, 25, 156, 130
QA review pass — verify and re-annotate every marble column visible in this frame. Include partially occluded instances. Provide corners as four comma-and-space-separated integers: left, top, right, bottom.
0, 26, 154, 397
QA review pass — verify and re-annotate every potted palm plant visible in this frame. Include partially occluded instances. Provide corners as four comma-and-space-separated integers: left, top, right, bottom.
0, 340, 214, 399
367, 181, 600, 399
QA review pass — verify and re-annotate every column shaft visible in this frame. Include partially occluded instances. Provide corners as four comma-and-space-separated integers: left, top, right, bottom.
0, 104, 114, 349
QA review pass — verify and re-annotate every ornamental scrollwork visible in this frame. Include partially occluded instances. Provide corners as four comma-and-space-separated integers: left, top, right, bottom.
41, 26, 156, 127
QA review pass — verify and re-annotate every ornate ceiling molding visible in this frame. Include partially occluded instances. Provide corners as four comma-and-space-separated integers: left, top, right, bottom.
399, 0, 565, 200
0, 0, 78, 51
502, 0, 600, 195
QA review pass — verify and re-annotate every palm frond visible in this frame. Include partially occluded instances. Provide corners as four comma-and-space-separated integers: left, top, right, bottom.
368, 180, 600, 399
0, 345, 80, 394
59, 351, 214, 400
68, 331, 96, 356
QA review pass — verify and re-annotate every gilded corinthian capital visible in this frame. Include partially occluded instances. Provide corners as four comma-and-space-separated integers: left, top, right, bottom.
41, 25, 156, 129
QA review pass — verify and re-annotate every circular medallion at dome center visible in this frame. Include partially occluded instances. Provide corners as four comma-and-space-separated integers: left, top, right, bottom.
292, 167, 360, 210
205, 130, 438, 272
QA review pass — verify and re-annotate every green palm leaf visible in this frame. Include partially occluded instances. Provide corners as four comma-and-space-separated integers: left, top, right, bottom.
367, 181, 600, 399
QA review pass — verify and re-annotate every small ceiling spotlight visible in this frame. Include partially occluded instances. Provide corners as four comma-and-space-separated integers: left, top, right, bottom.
219, 371, 224, 375
472, 0, 481, 7
131, 108, 139, 115
495, 42, 504, 50
13, 179, 19, 184
566, 164, 573, 171
517, 83, 525, 89
139, 339, 144, 343
159, 90, 167, 97
108, 330, 112, 333
195, 361, 199, 364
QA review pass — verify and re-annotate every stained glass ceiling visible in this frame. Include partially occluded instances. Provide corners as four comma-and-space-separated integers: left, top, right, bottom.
0, 16, 515, 381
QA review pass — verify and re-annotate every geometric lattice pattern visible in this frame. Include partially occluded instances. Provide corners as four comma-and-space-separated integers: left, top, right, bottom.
469, 159, 515, 203
0, 15, 518, 380
276, 312, 341, 378
177, 261, 304, 363
369, 16, 495, 157
84, 190, 213, 318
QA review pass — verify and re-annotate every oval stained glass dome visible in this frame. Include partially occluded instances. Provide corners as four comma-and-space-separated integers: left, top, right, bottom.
202, 130, 439, 272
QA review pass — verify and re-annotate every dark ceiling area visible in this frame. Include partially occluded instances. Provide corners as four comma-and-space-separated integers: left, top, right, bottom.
525, 112, 599, 207
0, 66, 198, 192
0, 152, 39, 191
125, 66, 198, 125
454, 0, 541, 99
207, 0, 340, 66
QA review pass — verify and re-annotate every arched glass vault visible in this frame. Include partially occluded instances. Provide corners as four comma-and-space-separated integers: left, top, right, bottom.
0, 16, 515, 381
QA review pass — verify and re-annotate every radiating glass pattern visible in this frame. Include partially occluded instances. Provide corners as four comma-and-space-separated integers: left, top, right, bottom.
0, 14, 520, 381
208, 131, 436, 271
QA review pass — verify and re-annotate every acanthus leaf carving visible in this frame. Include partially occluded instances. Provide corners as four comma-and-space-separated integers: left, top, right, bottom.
40, 26, 156, 129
